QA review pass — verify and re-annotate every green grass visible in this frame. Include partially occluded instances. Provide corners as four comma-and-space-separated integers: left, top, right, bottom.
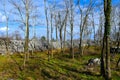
0, 50, 119, 80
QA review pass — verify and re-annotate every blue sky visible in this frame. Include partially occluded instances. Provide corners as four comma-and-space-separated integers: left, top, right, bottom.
0, 0, 119, 40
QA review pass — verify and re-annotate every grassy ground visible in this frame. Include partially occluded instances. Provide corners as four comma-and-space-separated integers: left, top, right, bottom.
0, 47, 119, 80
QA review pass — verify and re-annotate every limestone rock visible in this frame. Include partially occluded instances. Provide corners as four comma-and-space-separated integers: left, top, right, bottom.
87, 58, 100, 66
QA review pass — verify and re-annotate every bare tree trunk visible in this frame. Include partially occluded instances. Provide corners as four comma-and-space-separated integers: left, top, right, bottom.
104, 0, 111, 79
55, 17, 58, 41
58, 12, 63, 53
55, 15, 58, 41
10, 0, 38, 67
54, 15, 58, 41
92, 12, 96, 43
60, 28, 63, 53
79, 15, 88, 56
100, 36, 105, 77
2, 0, 9, 55
24, 0, 29, 67
63, 0, 69, 53
77, 0, 93, 56
117, 26, 120, 48
6, 18, 9, 55
54, 14, 58, 53
63, 21, 67, 53
6, 18, 11, 62
105, 35, 111, 80
99, 14, 103, 45
79, 32, 83, 56
58, 7, 68, 54
56, 26, 58, 41
69, 0, 74, 59
44, 0, 50, 61
32, 17, 36, 38
71, 24, 74, 59
23, 52, 27, 67
50, 13, 53, 58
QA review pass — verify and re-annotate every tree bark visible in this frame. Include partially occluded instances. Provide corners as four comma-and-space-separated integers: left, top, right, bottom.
60, 28, 63, 53
63, 20, 67, 53
24, 0, 29, 66
104, 0, 112, 79
92, 12, 96, 43
55, 16, 58, 41
50, 13, 53, 58
100, 36, 105, 77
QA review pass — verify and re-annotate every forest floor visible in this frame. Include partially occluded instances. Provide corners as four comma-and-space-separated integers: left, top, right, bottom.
0, 46, 120, 80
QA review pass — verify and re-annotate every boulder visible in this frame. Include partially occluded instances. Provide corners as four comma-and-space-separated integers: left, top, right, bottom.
88, 58, 100, 66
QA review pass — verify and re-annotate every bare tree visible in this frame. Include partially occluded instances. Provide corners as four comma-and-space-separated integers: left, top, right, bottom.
0, 0, 11, 55
77, 0, 95, 56
54, 15, 58, 41
44, 0, 50, 61
58, 12, 63, 52
68, 0, 74, 59
10, 0, 39, 66
48, 1, 56, 58
63, 0, 69, 53
95, 11, 104, 45
31, 15, 37, 38
91, 12, 95, 42
111, 4, 120, 47
50, 12, 53, 58
49, 0, 69, 53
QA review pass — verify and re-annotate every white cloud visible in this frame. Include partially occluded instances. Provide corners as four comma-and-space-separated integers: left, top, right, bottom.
1, 15, 6, 22
0, 12, 6, 22
0, 27, 9, 32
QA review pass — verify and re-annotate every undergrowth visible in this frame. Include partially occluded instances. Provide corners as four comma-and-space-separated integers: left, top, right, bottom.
0, 47, 119, 80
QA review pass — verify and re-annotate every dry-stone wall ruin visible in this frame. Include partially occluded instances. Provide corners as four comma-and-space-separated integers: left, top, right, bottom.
0, 38, 82, 55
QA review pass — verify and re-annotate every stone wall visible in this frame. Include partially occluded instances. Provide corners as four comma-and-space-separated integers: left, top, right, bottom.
0, 38, 48, 54
0, 38, 88, 54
